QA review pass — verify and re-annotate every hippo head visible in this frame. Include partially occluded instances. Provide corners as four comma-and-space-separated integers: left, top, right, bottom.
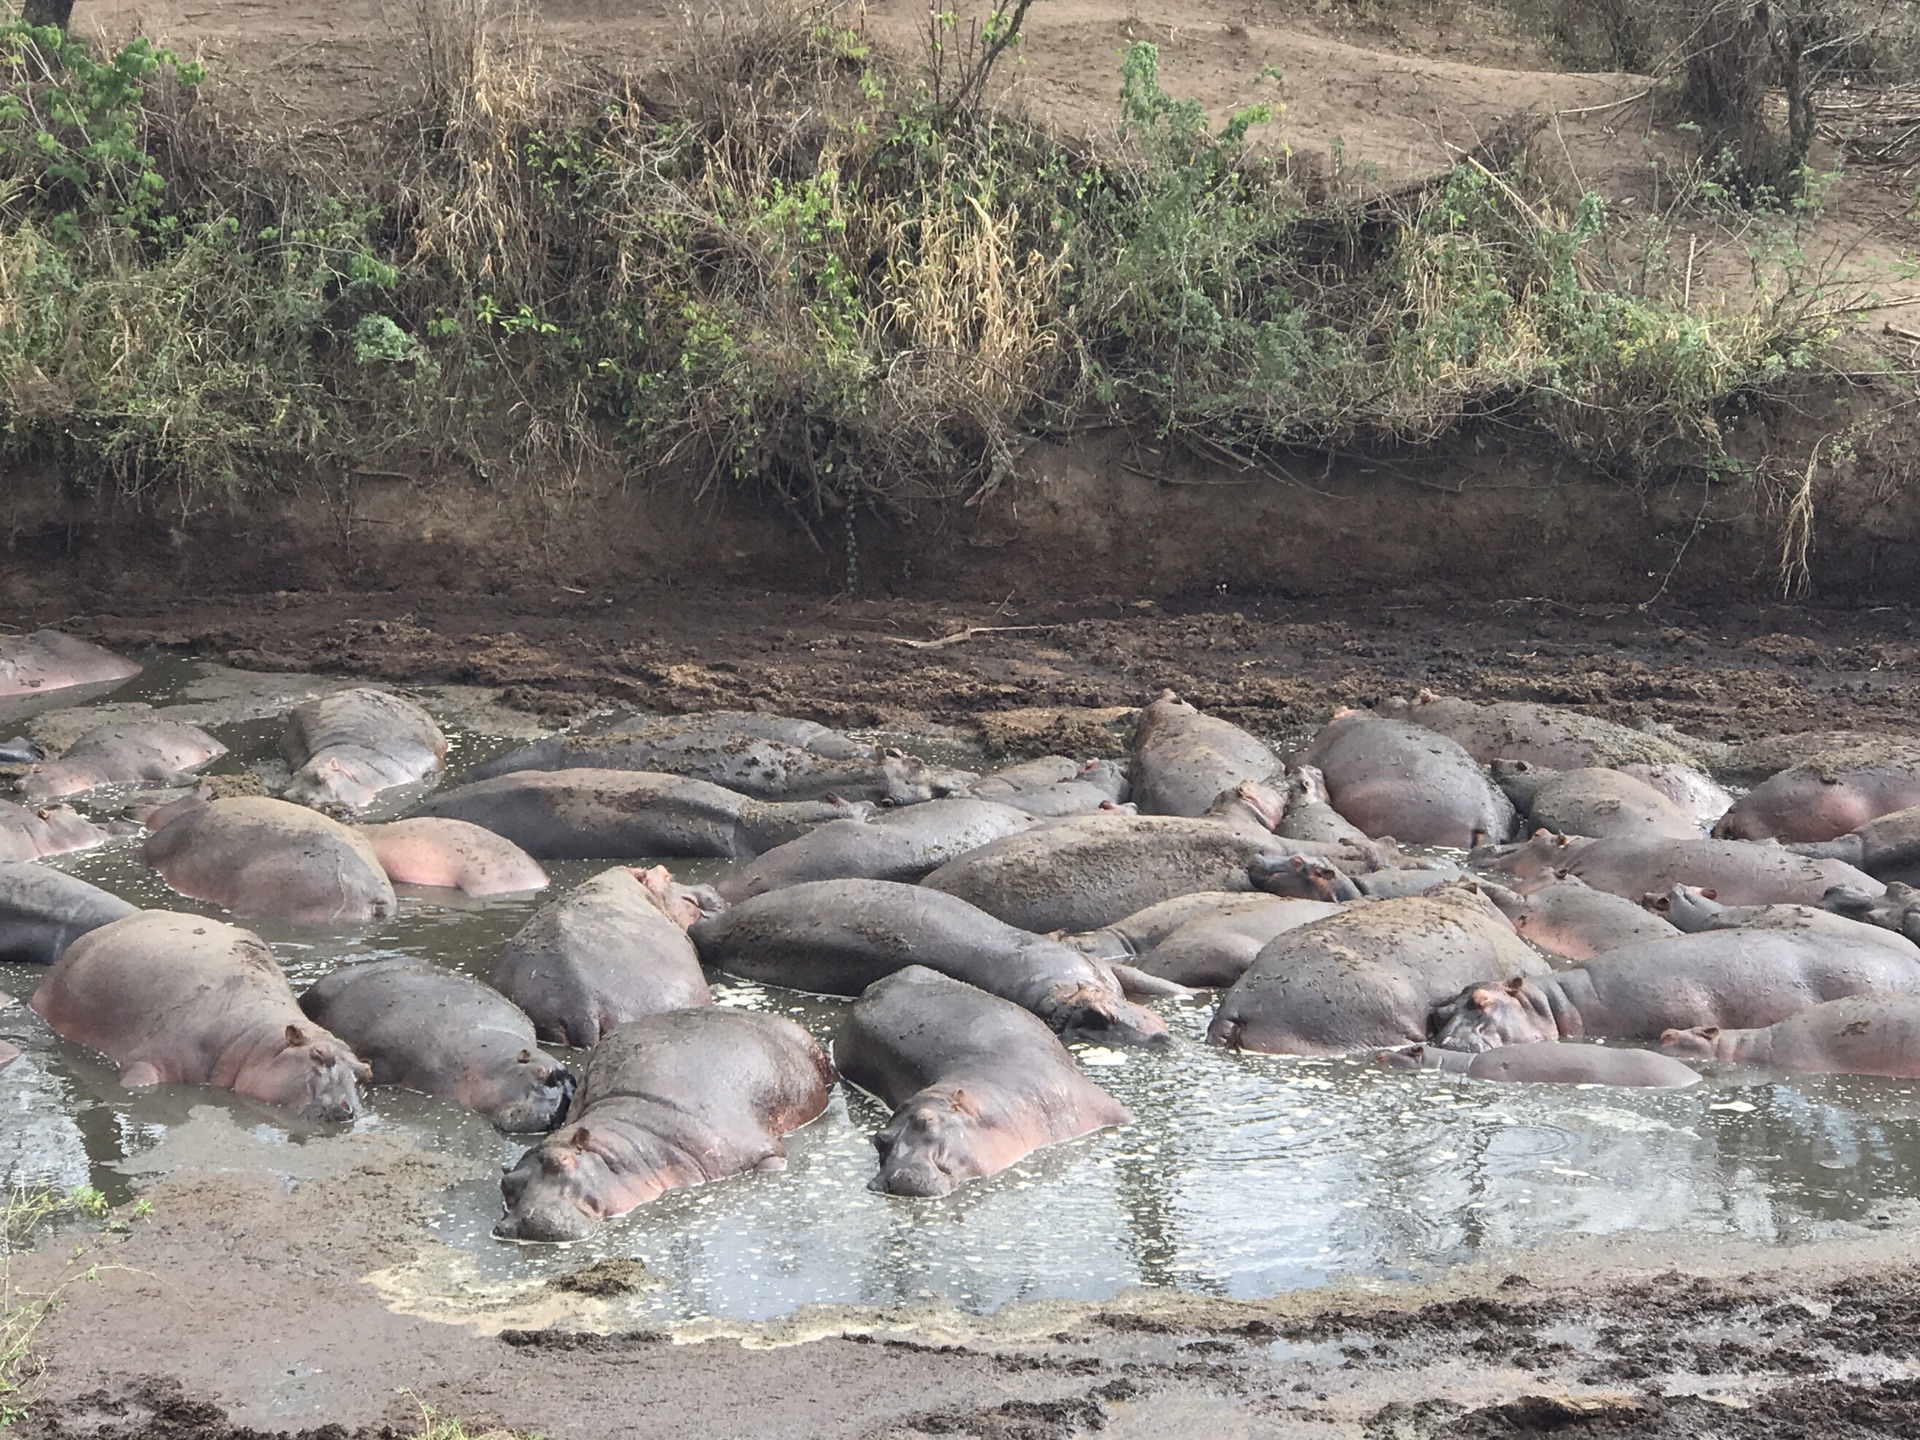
243, 1024, 371, 1122
1043, 983, 1169, 1047
474, 1049, 577, 1135
1376, 1043, 1472, 1074
871, 1088, 986, 1197
1488, 759, 1550, 809
1427, 977, 1556, 1052
1077, 759, 1129, 802
1288, 765, 1332, 807
876, 751, 977, 807
1252, 853, 1362, 903
1646, 885, 1721, 933
495, 1126, 616, 1242
1657, 1025, 1721, 1059
1469, 829, 1580, 879
282, 752, 384, 811
633, 865, 724, 928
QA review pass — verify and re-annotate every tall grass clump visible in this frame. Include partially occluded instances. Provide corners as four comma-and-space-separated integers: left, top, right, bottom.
0, 0, 1858, 534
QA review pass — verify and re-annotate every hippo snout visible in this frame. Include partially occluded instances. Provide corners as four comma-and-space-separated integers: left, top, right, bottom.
494, 1203, 593, 1243
872, 1162, 956, 1198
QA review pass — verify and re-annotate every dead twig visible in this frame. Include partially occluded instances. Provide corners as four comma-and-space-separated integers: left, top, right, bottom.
882, 625, 1056, 651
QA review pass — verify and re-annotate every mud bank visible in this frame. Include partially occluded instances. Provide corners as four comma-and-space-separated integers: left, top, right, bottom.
13, 1129, 1920, 1440
8, 417, 1919, 607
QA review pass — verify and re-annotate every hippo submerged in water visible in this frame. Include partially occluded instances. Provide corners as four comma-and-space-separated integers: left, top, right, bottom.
1129, 691, 1282, 818
17, 718, 227, 804
494, 1008, 834, 1241
1297, 709, 1516, 849
0, 630, 141, 725
1379, 1040, 1700, 1088
282, 688, 448, 811
143, 793, 397, 923
31, 911, 371, 1120
838, 967, 1132, 1196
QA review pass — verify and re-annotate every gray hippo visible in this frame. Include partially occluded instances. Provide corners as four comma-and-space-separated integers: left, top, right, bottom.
1380, 693, 1702, 771
1378, 1040, 1700, 1088
493, 867, 713, 1048
920, 811, 1382, 935
1659, 993, 1920, 1077
1490, 761, 1700, 841
1297, 709, 1516, 848
1822, 881, 1920, 943
299, 959, 573, 1131
0, 799, 114, 862
1789, 804, 1920, 885
838, 966, 1133, 1196
143, 793, 398, 922
1208, 886, 1548, 1055
282, 688, 448, 811
997, 760, 1130, 818
31, 911, 370, 1119
1473, 831, 1883, 906
18, 719, 227, 803
1427, 929, 1920, 1051
415, 768, 872, 860
0, 860, 137, 964
1060, 892, 1287, 963
1277, 766, 1367, 846
1479, 875, 1676, 961
494, 1008, 834, 1241
691, 879, 1170, 1045
358, 817, 549, 895
1650, 885, 1920, 956
461, 710, 975, 807
1715, 743, 1920, 844
713, 798, 1038, 904
0, 630, 142, 725
970, 757, 1084, 799
1129, 691, 1282, 818
1126, 897, 1349, 988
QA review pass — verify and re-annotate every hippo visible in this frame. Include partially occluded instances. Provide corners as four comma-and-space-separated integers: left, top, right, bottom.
838, 967, 1133, 1196
1380, 693, 1703, 772
30, 911, 370, 1119
0, 861, 137, 963
997, 760, 1131, 818
1426, 929, 1920, 1051
1789, 804, 1920, 885
493, 867, 713, 1048
1650, 885, 1920, 956
280, 688, 448, 811
1208, 886, 1549, 1055
969, 757, 1084, 799
1714, 745, 1920, 843
358, 817, 548, 896
494, 1008, 834, 1241
919, 811, 1382, 935
0, 799, 114, 862
1490, 761, 1700, 841
691, 880, 1169, 1045
713, 798, 1038, 904
1378, 1040, 1700, 1088
1716, 730, 1909, 784
1277, 766, 1367, 846
1821, 881, 1920, 943
1479, 875, 1677, 961
299, 959, 573, 1131
1472, 831, 1883, 907
461, 711, 975, 807
1659, 994, 1920, 1077
0, 630, 142, 725
1129, 691, 1282, 818
17, 719, 227, 803
415, 768, 872, 860
1126, 897, 1348, 987
1297, 709, 1516, 848
143, 793, 397, 922
0, 737, 43, 765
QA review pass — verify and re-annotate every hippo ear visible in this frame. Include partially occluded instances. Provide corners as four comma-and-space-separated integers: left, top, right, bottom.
1701, 1026, 1720, 1040
1503, 976, 1527, 995
1405, 1044, 1426, 1058
571, 1126, 594, 1151
948, 1088, 981, 1117
1289, 855, 1310, 872
284, 1024, 309, 1048
517, 1049, 534, 1064
1649, 894, 1672, 914
1700, 888, 1719, 901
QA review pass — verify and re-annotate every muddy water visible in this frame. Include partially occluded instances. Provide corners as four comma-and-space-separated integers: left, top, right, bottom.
9, 657, 1920, 1327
